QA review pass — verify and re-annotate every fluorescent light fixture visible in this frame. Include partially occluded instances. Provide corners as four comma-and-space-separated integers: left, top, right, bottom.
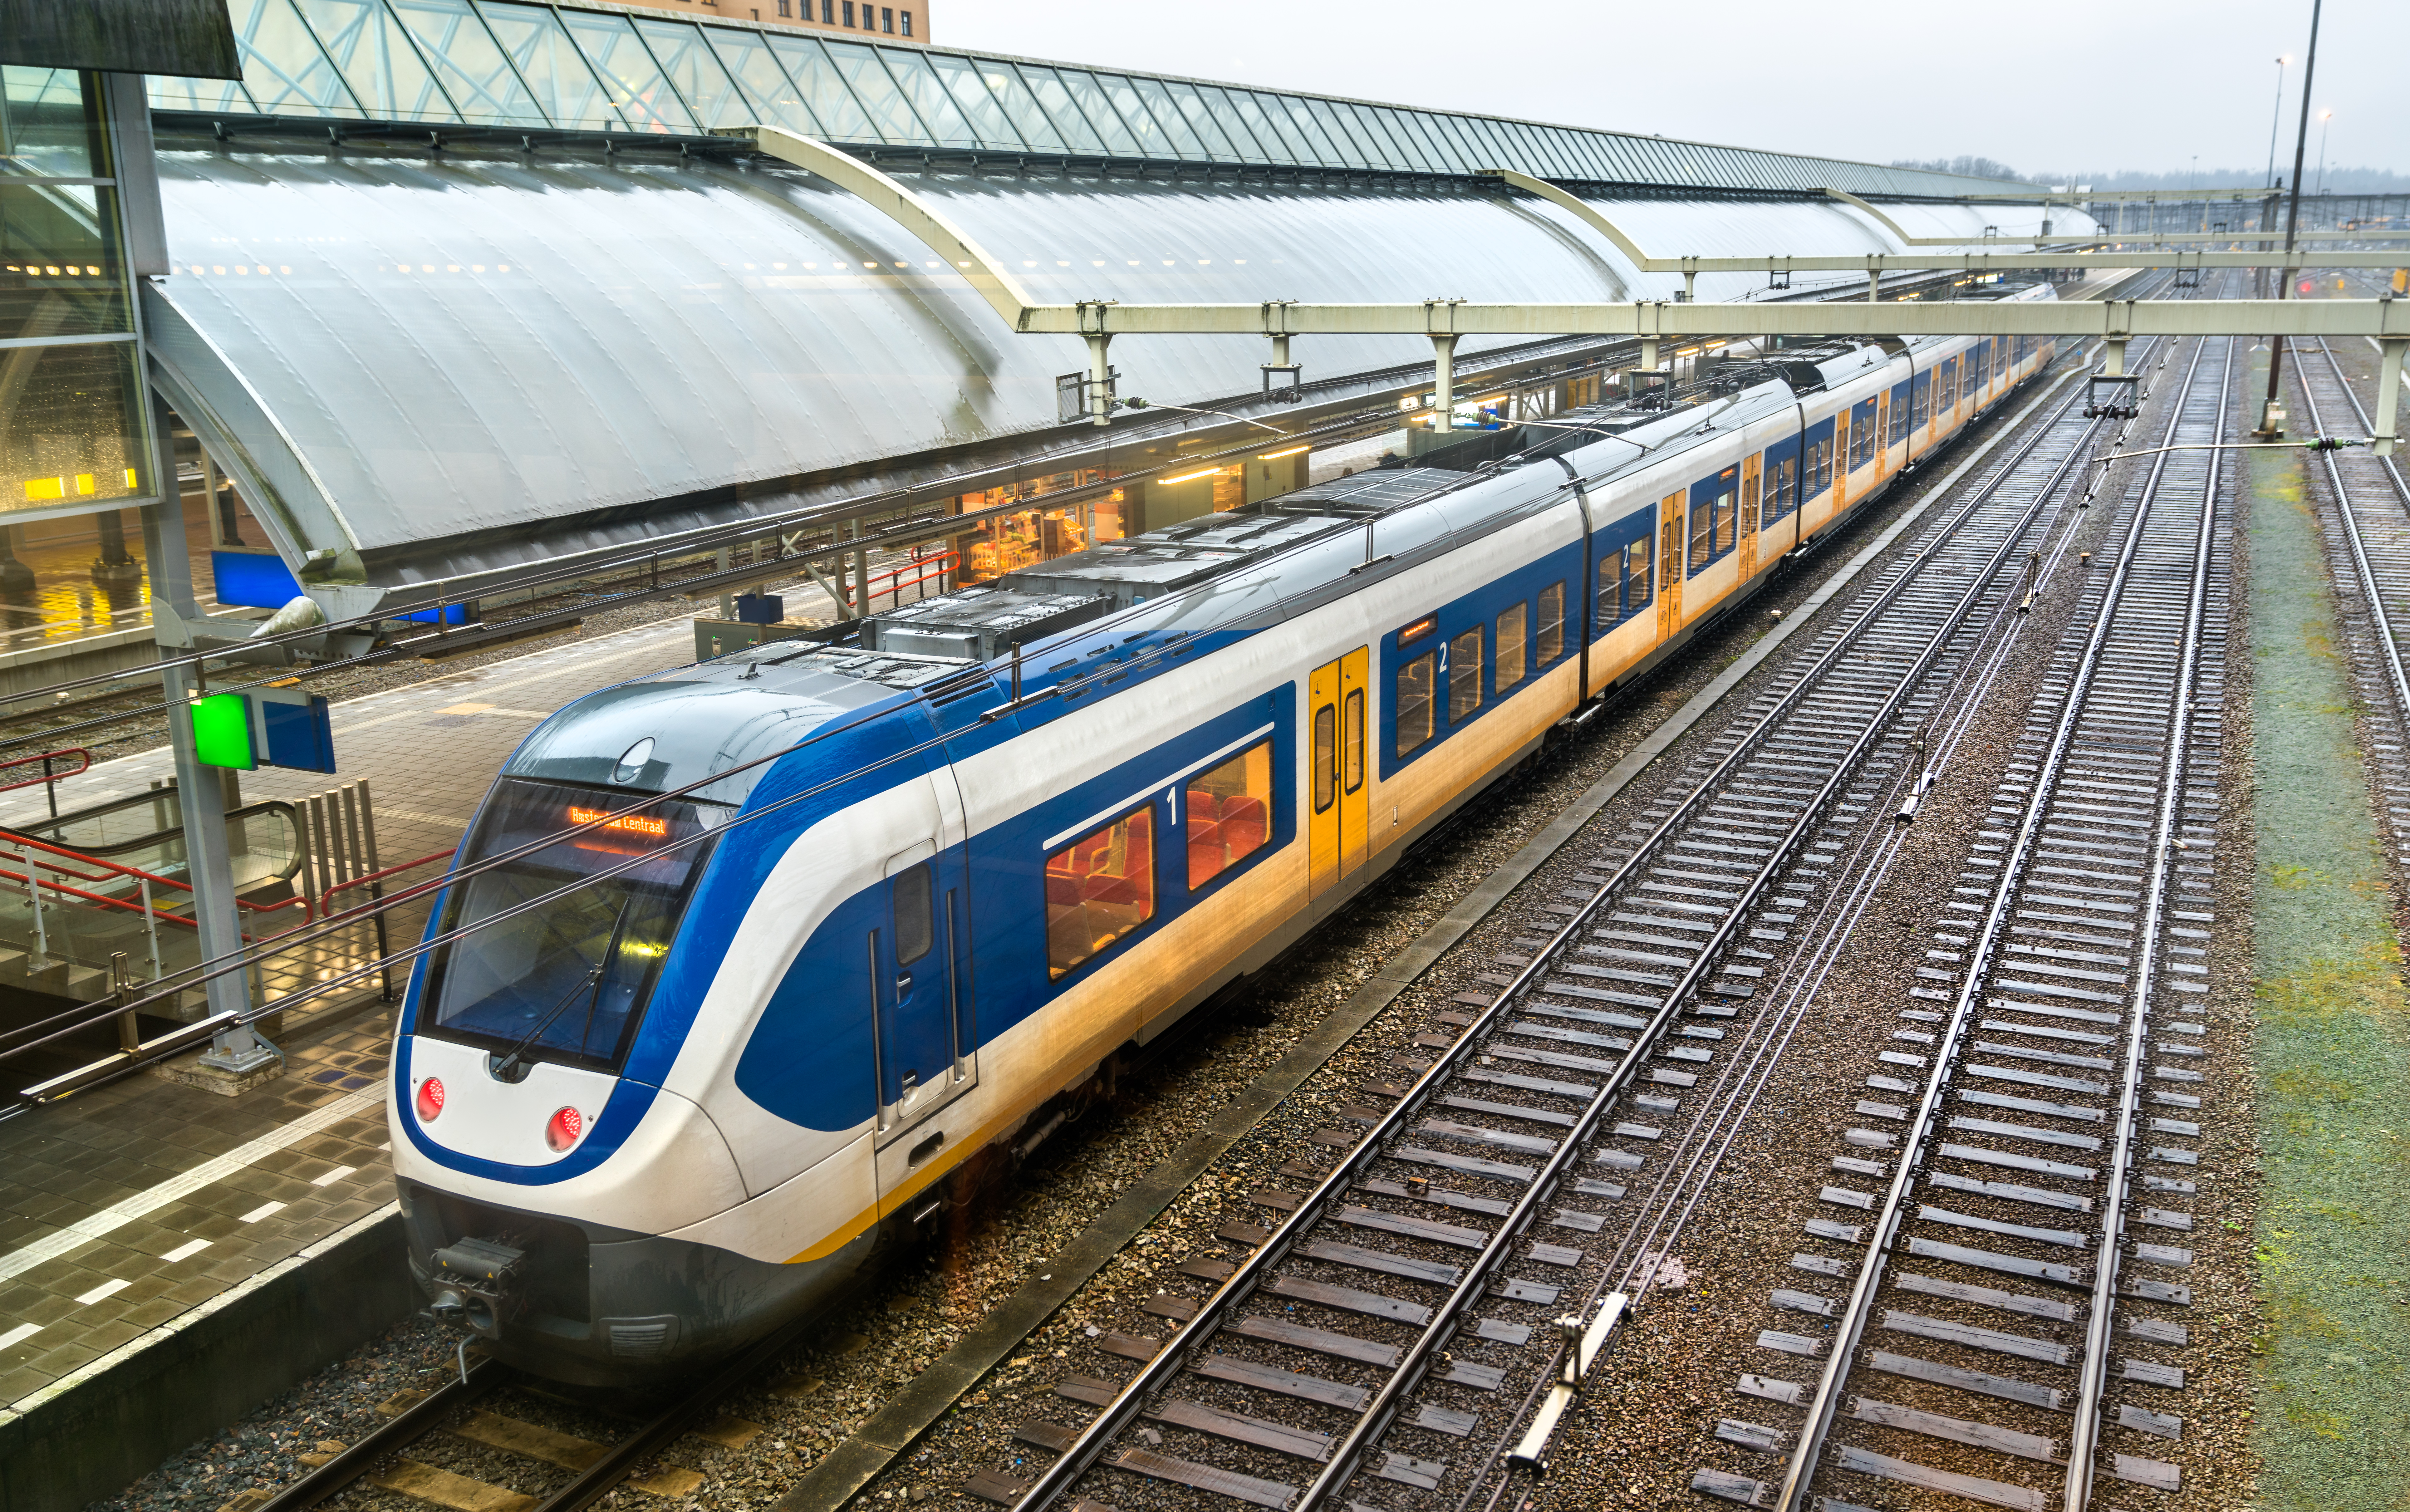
1256, 445, 1308, 460
1159, 466, 1221, 485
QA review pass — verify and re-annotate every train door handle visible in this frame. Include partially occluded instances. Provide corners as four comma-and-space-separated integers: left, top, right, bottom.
895, 972, 914, 999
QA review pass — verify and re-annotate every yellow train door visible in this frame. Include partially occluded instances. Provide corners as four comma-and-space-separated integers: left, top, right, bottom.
1875, 392, 1888, 475
1739, 456, 1762, 578
1657, 494, 1685, 638
1308, 648, 1370, 899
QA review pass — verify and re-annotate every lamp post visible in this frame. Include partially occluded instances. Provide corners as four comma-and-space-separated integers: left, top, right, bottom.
2259, 0, 2322, 438
2264, 56, 2288, 189
2315, 110, 2333, 199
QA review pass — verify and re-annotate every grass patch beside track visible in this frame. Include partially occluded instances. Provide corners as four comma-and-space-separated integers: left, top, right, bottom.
2244, 437, 2410, 1508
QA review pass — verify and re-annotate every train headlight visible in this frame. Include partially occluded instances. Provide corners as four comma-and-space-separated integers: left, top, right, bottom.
546, 1106, 585, 1152
415, 1077, 445, 1122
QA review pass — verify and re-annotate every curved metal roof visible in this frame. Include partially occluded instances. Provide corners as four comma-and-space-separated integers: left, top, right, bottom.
142, 148, 2092, 586
150, 0, 2035, 200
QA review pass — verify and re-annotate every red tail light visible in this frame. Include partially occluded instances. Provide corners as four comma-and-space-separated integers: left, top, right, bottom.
415, 1077, 444, 1122
546, 1106, 585, 1152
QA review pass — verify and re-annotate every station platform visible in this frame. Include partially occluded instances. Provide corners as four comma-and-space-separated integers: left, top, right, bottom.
0, 584, 832, 1413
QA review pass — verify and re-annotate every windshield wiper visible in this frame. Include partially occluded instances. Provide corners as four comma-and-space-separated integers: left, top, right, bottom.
492, 963, 605, 1082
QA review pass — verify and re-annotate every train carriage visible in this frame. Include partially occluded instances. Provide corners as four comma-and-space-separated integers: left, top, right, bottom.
390, 287, 2063, 1381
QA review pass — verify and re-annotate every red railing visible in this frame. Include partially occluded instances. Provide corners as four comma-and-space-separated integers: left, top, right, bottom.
0, 827, 314, 996
0, 747, 91, 817
860, 549, 957, 613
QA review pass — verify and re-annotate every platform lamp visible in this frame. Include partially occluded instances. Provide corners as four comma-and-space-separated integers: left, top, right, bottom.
2258, 0, 2323, 440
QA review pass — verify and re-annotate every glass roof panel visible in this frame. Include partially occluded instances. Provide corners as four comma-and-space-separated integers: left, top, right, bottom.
557, 9, 692, 133
928, 52, 1021, 148
1303, 98, 1372, 168
1127, 77, 1209, 159
1097, 75, 1176, 159
878, 47, 979, 148
295, 0, 458, 122
1048, 70, 1143, 156
633, 19, 752, 131
235, 0, 367, 119
1368, 107, 1437, 172
764, 33, 877, 142
1230, 91, 1306, 162
818, 37, 924, 143
1013, 64, 1108, 153
390, 0, 552, 125
479, 2, 620, 130
1269, 95, 1342, 166
976, 61, 1064, 152
1190, 85, 1268, 162
1336, 103, 1407, 170
701, 26, 819, 135
148, 59, 258, 115
1161, 81, 1239, 160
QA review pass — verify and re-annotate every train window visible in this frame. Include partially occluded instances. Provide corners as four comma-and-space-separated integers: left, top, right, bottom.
1765, 454, 1797, 521
1596, 553, 1617, 630
1911, 373, 1930, 432
1396, 652, 1436, 755
1741, 471, 1760, 535
1713, 488, 1735, 555
1939, 359, 1957, 411
420, 779, 727, 1074
1806, 438, 1831, 496
1537, 582, 1564, 662
1496, 602, 1528, 694
1851, 405, 1877, 469
1045, 808, 1155, 979
1342, 691, 1364, 794
1312, 702, 1337, 813
1448, 628, 1483, 721
1686, 501, 1712, 574
1625, 537, 1652, 616
1889, 387, 1909, 446
1188, 740, 1272, 890
894, 863, 934, 964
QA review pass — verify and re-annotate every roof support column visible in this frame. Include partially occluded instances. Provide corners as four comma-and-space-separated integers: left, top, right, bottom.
1084, 331, 1113, 427
2375, 337, 2405, 457
1430, 333, 1460, 424
140, 395, 262, 1061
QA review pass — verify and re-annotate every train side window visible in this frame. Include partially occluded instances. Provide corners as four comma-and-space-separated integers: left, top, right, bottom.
1765, 454, 1797, 520
1686, 500, 1712, 575
1495, 602, 1528, 694
1889, 386, 1909, 445
1312, 702, 1337, 813
1537, 582, 1564, 663
1188, 740, 1272, 890
1741, 470, 1760, 535
1596, 552, 1618, 632
1045, 808, 1155, 979
1627, 535, 1652, 614
1396, 652, 1436, 755
894, 863, 934, 964
1714, 486, 1735, 554
1448, 628, 1483, 722
1342, 691, 1364, 794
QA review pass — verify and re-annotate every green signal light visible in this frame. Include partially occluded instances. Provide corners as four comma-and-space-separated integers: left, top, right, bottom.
189, 693, 256, 770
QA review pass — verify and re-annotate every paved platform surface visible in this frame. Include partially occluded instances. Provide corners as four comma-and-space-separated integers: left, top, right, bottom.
0, 586, 837, 1410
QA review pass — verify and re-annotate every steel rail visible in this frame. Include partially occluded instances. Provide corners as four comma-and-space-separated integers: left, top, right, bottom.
1769, 329, 2227, 1512
247, 1357, 509, 1512
1015, 356, 2133, 1512
2057, 338, 2229, 1509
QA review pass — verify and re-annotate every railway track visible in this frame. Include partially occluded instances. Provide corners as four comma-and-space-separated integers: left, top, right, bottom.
960, 341, 2158, 1512
242, 1314, 817, 1512
2288, 330, 2410, 903
1690, 328, 2239, 1512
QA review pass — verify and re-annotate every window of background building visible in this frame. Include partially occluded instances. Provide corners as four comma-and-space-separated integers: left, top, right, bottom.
1187, 742, 1270, 889
1046, 809, 1154, 978
882, 6, 894, 30
1448, 628, 1483, 722
901, 9, 913, 32
1396, 653, 1436, 755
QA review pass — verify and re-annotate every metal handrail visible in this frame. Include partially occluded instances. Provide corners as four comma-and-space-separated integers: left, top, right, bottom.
0, 825, 312, 926
0, 747, 91, 801
316, 848, 455, 919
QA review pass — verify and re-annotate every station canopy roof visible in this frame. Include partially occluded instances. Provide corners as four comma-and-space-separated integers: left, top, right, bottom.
140, 0, 2087, 595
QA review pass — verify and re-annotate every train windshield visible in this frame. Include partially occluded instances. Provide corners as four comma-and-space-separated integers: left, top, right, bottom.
418, 778, 728, 1073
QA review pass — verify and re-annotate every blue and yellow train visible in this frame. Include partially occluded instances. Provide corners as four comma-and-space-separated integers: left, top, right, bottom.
390, 289, 2061, 1381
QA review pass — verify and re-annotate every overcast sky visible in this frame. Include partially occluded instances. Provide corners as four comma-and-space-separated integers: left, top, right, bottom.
940, 0, 2402, 184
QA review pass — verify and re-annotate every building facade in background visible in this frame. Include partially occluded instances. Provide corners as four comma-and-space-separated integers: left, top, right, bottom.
594, 0, 926, 42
